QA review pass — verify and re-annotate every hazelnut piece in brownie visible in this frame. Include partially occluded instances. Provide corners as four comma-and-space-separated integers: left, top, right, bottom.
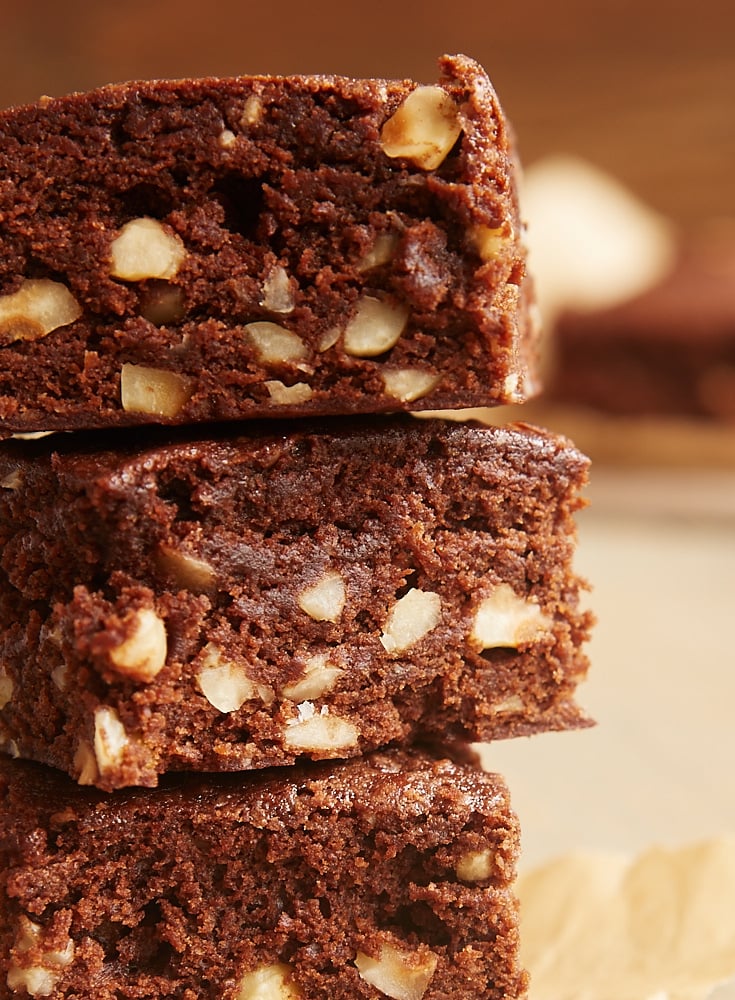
0, 747, 527, 1000
0, 416, 592, 790
0, 54, 537, 436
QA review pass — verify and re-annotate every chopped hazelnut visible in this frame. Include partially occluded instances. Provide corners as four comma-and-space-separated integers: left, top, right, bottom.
492, 694, 525, 714
197, 643, 273, 713
281, 653, 343, 701
468, 222, 514, 262
470, 584, 551, 649
93, 706, 129, 774
240, 95, 264, 127
503, 372, 521, 400
120, 363, 193, 418
456, 848, 494, 882
51, 664, 69, 692
237, 962, 301, 1000
380, 589, 442, 654
382, 368, 439, 403
0, 278, 82, 344
380, 85, 462, 171
356, 232, 400, 272
265, 380, 314, 405
355, 942, 438, 1000
12, 917, 41, 951
108, 608, 167, 682
342, 295, 409, 358
297, 570, 346, 623
6, 964, 59, 997
6, 918, 75, 998
1, 469, 23, 490
219, 128, 237, 149
283, 706, 359, 751
73, 740, 99, 786
317, 326, 341, 353
260, 265, 295, 314
13, 919, 74, 967
109, 217, 186, 281
156, 544, 216, 593
245, 321, 308, 365
0, 666, 12, 709
110, 608, 167, 682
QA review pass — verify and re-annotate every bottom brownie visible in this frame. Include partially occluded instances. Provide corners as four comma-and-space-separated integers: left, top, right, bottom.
0, 747, 527, 1000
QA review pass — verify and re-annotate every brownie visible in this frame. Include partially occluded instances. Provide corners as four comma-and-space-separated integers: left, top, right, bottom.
547, 232, 735, 420
0, 747, 527, 1000
0, 54, 537, 436
0, 416, 591, 790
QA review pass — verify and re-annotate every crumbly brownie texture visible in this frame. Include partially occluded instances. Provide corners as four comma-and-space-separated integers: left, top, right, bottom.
0, 417, 592, 790
0, 54, 537, 436
0, 748, 527, 1000
547, 238, 735, 420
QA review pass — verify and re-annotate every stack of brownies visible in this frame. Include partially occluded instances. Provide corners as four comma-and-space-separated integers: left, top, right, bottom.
0, 56, 592, 999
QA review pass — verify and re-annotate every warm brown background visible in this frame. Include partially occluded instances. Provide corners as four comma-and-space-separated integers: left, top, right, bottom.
2, 0, 734, 226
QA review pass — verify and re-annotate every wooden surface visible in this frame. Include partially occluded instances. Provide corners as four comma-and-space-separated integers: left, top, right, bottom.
2, 0, 734, 225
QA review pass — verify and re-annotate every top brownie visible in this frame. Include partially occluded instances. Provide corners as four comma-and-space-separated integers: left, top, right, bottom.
0, 54, 537, 435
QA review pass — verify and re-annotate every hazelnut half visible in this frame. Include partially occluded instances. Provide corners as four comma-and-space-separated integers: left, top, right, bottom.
236, 962, 301, 1000
297, 570, 346, 623
0, 278, 82, 344
109, 217, 186, 281
355, 942, 438, 1000
470, 584, 551, 649
245, 322, 308, 365
281, 653, 343, 701
93, 706, 129, 774
342, 295, 409, 358
283, 707, 359, 751
380, 589, 442, 654
108, 608, 168, 682
197, 644, 273, 713
382, 368, 439, 403
265, 380, 314, 405
380, 86, 462, 170
120, 364, 193, 418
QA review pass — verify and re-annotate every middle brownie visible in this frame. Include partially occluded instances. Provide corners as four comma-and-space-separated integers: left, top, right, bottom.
0, 416, 592, 790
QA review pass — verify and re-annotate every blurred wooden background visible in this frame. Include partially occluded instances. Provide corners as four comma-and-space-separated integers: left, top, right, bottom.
2, 0, 733, 227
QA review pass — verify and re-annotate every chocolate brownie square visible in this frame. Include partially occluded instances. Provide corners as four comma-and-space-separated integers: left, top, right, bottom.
0, 416, 591, 789
0, 747, 527, 999
0, 55, 537, 435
